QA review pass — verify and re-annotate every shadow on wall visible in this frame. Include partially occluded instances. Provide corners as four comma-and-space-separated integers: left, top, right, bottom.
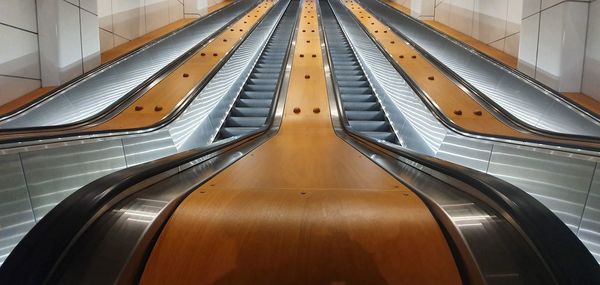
0, 53, 42, 105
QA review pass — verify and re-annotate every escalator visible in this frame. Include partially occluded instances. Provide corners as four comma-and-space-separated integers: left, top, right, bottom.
0, 0, 293, 266
215, 11, 296, 140
0, 0, 263, 136
354, 0, 600, 139
324, 16, 397, 143
0, 0, 599, 284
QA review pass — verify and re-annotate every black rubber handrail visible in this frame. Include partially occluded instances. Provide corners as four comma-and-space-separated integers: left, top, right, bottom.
0, 0, 273, 146
0, 0, 256, 135
354, 0, 600, 145
321, 1, 600, 283
0, 1, 296, 282
338, 0, 600, 153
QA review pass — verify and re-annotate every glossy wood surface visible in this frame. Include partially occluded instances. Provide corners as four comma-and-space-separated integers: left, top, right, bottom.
139, 2, 462, 284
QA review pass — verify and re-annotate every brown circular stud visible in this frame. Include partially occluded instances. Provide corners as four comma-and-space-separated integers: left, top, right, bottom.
293, 107, 301, 114
473, 110, 483, 116
390, 41, 395, 44
302, 29, 306, 32
384, 30, 388, 33
411, 55, 417, 59
200, 53, 206, 56
223, 39, 228, 42
453, 110, 462, 115
213, 53, 218, 56
154, 106, 163, 112
300, 192, 307, 195
312, 54, 317, 58
244, 21, 247, 24
239, 29, 243, 31
304, 74, 311, 79
311, 30, 315, 32
183, 73, 190, 78
428, 76, 435, 81
306, 40, 310, 43
399, 55, 404, 59
374, 30, 378, 33
313, 107, 321, 113
300, 54, 305, 58
135, 106, 143, 111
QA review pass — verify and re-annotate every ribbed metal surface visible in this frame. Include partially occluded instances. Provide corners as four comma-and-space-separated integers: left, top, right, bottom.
215, 3, 298, 141
358, 0, 600, 138
168, 0, 291, 151
322, 4, 397, 143
0, 0, 259, 129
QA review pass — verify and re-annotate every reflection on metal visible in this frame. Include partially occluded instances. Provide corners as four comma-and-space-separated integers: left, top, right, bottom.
0, 0, 291, 267
580, 164, 600, 260
0, 1, 258, 129
326, 0, 600, 261
357, 0, 600, 138
20, 140, 128, 218
0, 155, 34, 265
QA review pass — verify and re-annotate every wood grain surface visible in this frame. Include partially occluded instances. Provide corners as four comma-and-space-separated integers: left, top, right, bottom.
139, 2, 462, 284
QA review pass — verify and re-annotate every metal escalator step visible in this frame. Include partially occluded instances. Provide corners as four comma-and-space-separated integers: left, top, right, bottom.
339, 87, 372, 94
220, 127, 260, 138
242, 91, 274, 99
349, 120, 391, 132
335, 75, 366, 81
244, 84, 276, 92
341, 94, 377, 102
231, 107, 270, 117
343, 102, 380, 111
226, 116, 267, 127
346, 110, 385, 120
248, 78, 278, 85
361, 131, 396, 142
238, 99, 273, 108
337, 80, 370, 88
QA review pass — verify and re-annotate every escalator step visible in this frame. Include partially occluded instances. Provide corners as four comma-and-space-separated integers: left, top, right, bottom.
231, 107, 270, 117
225, 116, 267, 127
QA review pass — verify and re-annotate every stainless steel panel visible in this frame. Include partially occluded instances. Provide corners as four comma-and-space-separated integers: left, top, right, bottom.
0, 1, 260, 129
168, 1, 289, 152
122, 130, 177, 167
20, 140, 127, 218
0, 154, 35, 264
357, 0, 600, 137
487, 145, 595, 231
436, 135, 492, 172
579, 163, 600, 260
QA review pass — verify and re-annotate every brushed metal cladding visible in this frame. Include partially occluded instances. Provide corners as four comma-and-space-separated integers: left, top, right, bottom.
357, 0, 600, 137
168, 0, 289, 152
19, 140, 127, 218
579, 164, 600, 261
122, 130, 177, 166
0, 154, 35, 264
0, 0, 259, 129
328, 0, 446, 155
436, 135, 493, 172
487, 145, 596, 232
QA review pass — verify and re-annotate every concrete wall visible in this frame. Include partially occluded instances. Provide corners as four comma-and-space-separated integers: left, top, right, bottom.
582, 0, 600, 100
518, 0, 590, 93
98, 0, 225, 53
392, 0, 522, 57
0, 0, 42, 105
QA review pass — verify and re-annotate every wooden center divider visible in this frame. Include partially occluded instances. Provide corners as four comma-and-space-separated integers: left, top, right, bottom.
343, 0, 546, 140
139, 1, 462, 284
87, 1, 275, 131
